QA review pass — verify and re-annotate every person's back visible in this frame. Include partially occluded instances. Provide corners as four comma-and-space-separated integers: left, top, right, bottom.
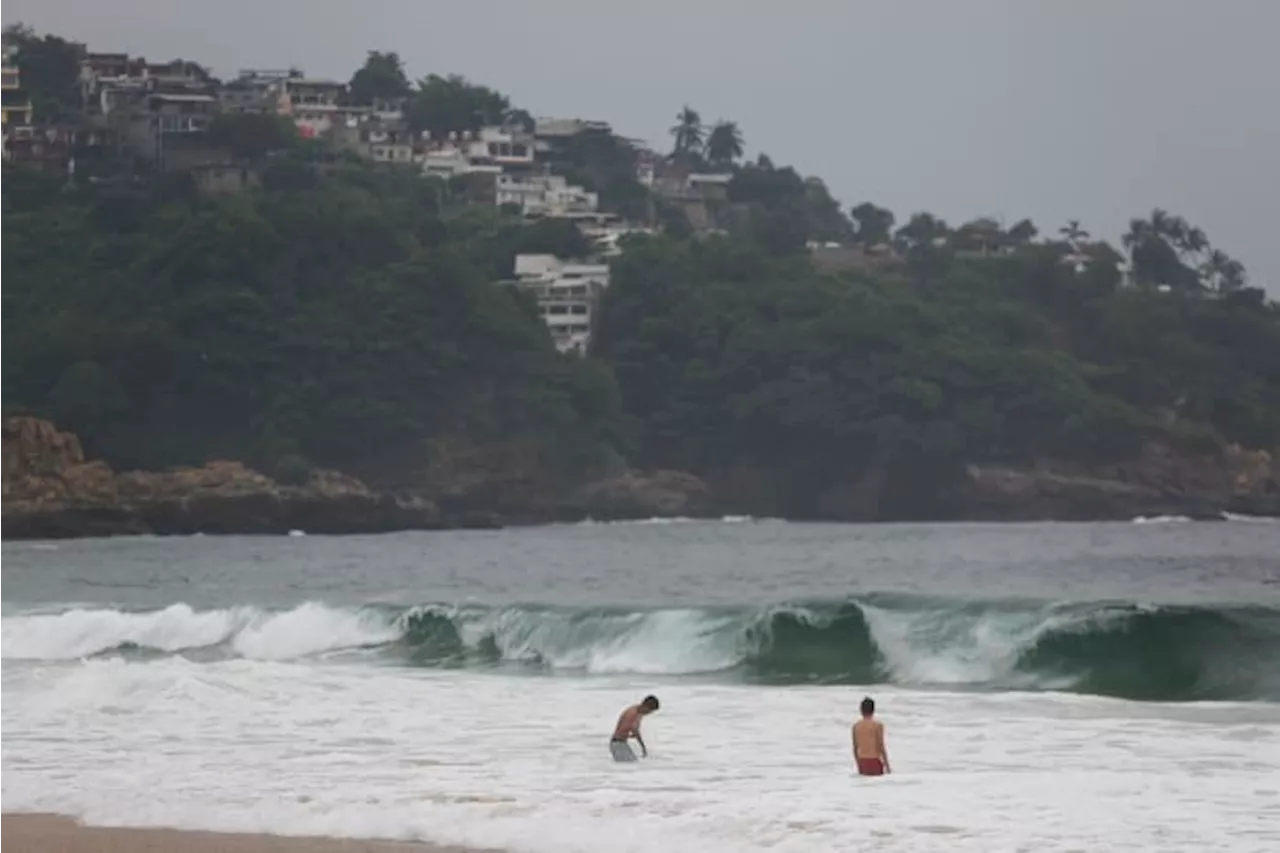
610, 695, 659, 762
851, 696, 890, 776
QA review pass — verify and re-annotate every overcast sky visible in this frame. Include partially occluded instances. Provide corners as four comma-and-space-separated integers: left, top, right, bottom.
6, 0, 1278, 291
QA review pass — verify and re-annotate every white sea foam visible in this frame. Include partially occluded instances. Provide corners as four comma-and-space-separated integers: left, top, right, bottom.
3, 657, 1279, 852
1222, 512, 1279, 523
1131, 514, 1193, 524
1, 603, 400, 662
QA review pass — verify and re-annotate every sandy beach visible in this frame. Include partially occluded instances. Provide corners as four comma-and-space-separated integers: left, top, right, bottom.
1, 815, 488, 853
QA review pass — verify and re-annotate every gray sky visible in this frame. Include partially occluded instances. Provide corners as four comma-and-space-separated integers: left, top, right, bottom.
7, 0, 1278, 292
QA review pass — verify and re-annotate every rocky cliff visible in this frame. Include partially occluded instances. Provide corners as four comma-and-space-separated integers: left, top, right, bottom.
1, 417, 719, 539
957, 442, 1280, 521
3, 416, 1276, 539
2, 417, 440, 538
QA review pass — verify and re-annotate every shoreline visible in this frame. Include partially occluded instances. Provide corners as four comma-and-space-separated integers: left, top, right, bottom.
1, 506, 1273, 542
0, 815, 492, 853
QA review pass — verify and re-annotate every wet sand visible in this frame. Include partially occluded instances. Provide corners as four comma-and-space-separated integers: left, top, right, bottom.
1, 815, 490, 853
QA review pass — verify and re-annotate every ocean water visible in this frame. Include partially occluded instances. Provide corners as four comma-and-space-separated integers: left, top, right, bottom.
3, 519, 1280, 852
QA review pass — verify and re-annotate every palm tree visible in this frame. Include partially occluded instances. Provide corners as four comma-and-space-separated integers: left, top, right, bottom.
1148, 208, 1173, 238
704, 120, 744, 166
1181, 226, 1208, 255
1122, 217, 1152, 251
1059, 219, 1090, 248
670, 105, 704, 158
1199, 249, 1247, 292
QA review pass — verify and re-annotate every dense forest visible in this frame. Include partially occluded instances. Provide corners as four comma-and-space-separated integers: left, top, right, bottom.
4, 33, 1279, 518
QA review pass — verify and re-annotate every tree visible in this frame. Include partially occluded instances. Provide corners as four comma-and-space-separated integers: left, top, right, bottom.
894, 212, 949, 253
207, 113, 299, 160
704, 120, 744, 166
850, 202, 896, 248
3, 23, 83, 121
1059, 219, 1090, 247
502, 108, 536, 133
347, 51, 411, 105
407, 74, 510, 138
670, 105, 704, 158
953, 218, 1005, 254
1199, 249, 1247, 293
1123, 208, 1211, 290
1007, 218, 1038, 244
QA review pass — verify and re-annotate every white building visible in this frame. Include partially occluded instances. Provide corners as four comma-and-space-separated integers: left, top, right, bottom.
496, 172, 598, 218
580, 220, 655, 257
511, 254, 611, 355
415, 126, 535, 178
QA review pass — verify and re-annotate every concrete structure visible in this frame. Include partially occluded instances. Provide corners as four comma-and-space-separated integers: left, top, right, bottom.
534, 117, 611, 139
496, 172, 598, 218
363, 121, 416, 164
122, 92, 220, 169
0, 36, 20, 91
372, 96, 406, 123
220, 70, 294, 114
2, 41, 34, 132
279, 77, 360, 137
509, 254, 611, 354
191, 162, 261, 195
581, 219, 654, 257
532, 116, 612, 168
2, 125, 80, 172
415, 126, 535, 177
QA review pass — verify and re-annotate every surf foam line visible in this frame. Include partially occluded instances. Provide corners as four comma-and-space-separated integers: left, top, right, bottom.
5, 595, 1278, 702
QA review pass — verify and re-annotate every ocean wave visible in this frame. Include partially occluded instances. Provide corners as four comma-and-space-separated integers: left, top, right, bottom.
5, 595, 1278, 702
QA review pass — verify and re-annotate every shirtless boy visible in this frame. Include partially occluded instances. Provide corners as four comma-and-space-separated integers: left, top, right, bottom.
610, 695, 660, 762
851, 696, 890, 776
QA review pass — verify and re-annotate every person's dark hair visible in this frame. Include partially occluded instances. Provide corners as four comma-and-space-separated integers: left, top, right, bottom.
860, 696, 875, 716
641, 695, 660, 712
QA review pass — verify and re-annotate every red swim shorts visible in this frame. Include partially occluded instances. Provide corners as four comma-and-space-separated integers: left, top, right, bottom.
856, 758, 885, 776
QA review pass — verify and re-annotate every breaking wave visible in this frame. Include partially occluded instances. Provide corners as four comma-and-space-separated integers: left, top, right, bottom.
5, 595, 1278, 702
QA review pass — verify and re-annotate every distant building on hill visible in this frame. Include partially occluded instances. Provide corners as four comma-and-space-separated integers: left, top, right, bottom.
503, 254, 612, 355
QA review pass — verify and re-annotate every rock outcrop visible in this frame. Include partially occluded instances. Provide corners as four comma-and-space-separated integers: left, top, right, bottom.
568, 470, 715, 520
4, 416, 1275, 539
2, 417, 440, 538
959, 443, 1280, 521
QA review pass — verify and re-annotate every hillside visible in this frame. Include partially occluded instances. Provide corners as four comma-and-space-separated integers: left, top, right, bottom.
3, 30, 1279, 535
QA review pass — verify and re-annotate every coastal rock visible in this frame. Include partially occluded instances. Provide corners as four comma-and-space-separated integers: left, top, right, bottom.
958, 466, 1182, 521
960, 442, 1280, 521
2, 417, 440, 538
571, 469, 714, 520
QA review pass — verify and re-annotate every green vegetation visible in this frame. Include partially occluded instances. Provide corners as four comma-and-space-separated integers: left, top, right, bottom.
3, 30, 1278, 519
2, 24, 82, 121
595, 230, 1278, 516
2, 158, 626, 489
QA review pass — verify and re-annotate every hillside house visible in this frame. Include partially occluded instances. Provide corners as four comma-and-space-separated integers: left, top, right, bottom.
372, 96, 407, 122
2, 40, 33, 127
329, 119, 416, 164
533, 116, 612, 168
220, 69, 295, 114
0, 36, 19, 90
280, 77, 365, 137
3, 125, 77, 172
496, 172, 598, 218
122, 92, 220, 169
509, 253, 611, 355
